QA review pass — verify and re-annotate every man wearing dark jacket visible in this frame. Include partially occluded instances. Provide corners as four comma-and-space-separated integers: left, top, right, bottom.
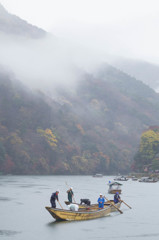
114, 192, 121, 204
50, 190, 59, 208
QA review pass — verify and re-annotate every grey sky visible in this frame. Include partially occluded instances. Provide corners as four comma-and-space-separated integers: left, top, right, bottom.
1, 0, 159, 64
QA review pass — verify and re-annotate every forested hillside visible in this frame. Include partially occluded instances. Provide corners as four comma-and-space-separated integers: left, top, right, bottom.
1, 65, 159, 175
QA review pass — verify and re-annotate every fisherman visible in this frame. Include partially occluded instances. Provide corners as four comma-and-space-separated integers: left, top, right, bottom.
80, 199, 91, 205
114, 192, 121, 204
97, 193, 105, 209
50, 190, 59, 208
67, 187, 74, 203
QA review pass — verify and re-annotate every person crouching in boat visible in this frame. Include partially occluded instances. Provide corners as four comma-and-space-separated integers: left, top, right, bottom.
114, 192, 121, 204
98, 193, 105, 209
50, 190, 59, 208
67, 187, 74, 203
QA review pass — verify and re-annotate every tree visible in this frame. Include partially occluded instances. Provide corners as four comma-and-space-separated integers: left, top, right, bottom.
133, 127, 159, 171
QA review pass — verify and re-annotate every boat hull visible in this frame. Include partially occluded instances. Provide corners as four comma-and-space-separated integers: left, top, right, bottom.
45, 205, 111, 221
108, 189, 122, 194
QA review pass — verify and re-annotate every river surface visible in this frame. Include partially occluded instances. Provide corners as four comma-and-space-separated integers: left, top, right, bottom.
0, 175, 159, 240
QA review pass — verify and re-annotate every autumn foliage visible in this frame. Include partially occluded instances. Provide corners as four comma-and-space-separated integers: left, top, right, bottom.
1, 66, 159, 175
133, 127, 159, 171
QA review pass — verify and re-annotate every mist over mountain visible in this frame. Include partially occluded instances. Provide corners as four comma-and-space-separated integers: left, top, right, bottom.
0, 3, 159, 175
1, 3, 159, 93
0, 3, 84, 91
113, 58, 159, 92
1, 63, 159, 175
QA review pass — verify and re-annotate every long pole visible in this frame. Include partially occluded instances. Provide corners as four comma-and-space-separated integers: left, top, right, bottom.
58, 200, 63, 209
104, 196, 123, 214
121, 200, 132, 209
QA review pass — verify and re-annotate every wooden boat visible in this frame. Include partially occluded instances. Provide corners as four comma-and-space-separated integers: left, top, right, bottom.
108, 181, 122, 194
64, 200, 121, 212
45, 205, 111, 221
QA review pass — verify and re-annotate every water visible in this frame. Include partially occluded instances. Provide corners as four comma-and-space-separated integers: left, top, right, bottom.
0, 175, 159, 240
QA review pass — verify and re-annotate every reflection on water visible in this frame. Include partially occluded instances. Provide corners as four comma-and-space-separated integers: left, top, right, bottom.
0, 230, 21, 236
16, 202, 24, 205
34, 191, 42, 193
47, 220, 71, 227
0, 197, 12, 201
0, 175, 159, 240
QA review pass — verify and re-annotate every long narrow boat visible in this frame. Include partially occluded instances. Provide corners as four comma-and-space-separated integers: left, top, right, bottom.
45, 205, 111, 221
64, 200, 121, 212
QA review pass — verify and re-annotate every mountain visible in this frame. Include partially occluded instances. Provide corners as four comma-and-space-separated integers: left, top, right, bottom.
0, 3, 46, 38
0, 69, 60, 174
0, 3, 159, 175
1, 64, 159, 175
113, 58, 159, 92
54, 64, 159, 173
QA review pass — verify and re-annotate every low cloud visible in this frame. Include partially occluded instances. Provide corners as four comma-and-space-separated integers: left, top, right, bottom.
0, 32, 108, 92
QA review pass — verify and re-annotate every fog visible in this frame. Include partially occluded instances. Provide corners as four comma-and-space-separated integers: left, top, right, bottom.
1, 0, 159, 65
55, 18, 159, 64
1, 28, 159, 94
0, 32, 111, 92
0, 33, 78, 90
1, 0, 159, 92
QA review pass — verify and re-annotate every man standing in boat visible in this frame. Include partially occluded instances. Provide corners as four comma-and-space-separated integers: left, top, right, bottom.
67, 187, 74, 203
50, 190, 59, 208
114, 192, 121, 204
98, 193, 105, 209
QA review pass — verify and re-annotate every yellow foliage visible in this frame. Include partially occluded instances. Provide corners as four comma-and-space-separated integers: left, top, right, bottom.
37, 128, 58, 147
140, 130, 159, 153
